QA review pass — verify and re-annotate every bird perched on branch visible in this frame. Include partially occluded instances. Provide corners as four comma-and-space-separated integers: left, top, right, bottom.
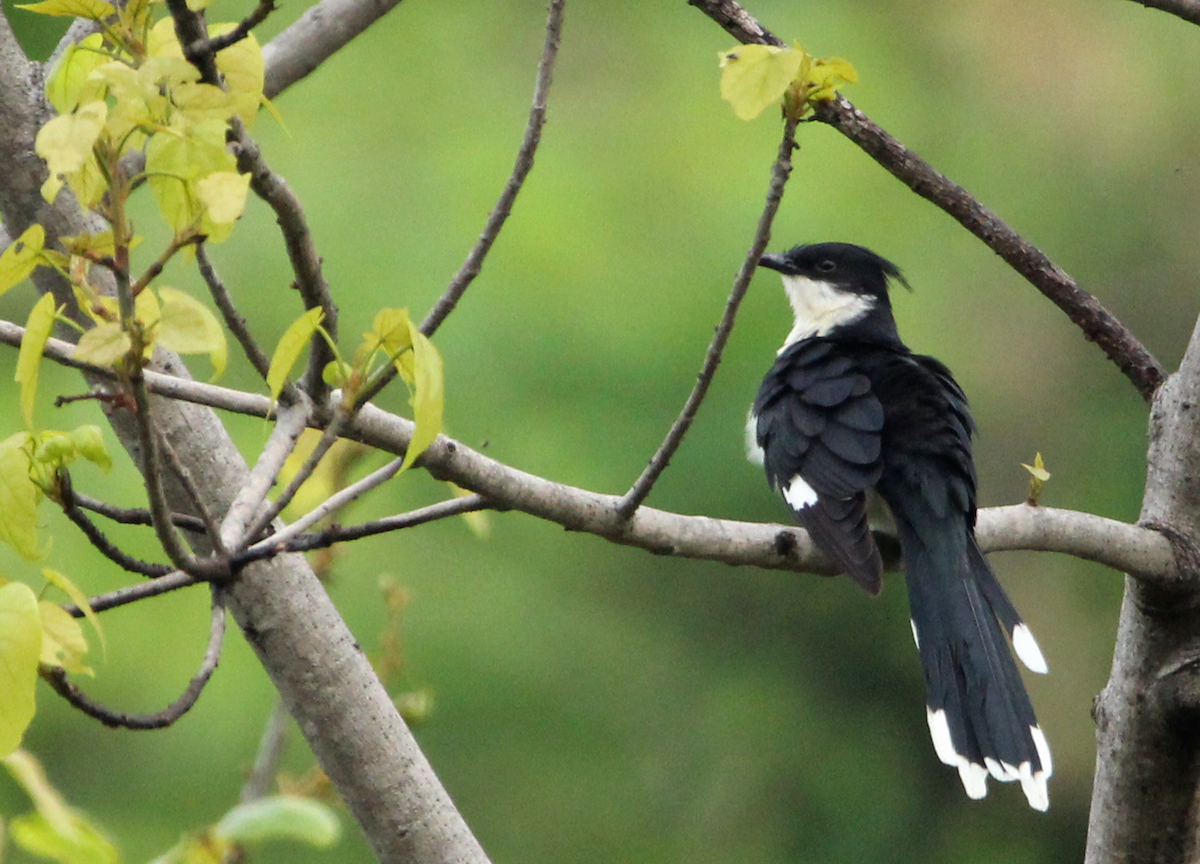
747, 242, 1051, 810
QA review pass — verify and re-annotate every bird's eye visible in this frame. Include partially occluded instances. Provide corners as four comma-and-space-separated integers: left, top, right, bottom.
816, 259, 836, 273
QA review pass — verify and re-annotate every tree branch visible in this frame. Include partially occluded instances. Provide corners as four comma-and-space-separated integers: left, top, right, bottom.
59, 474, 174, 577
238, 494, 489, 564
418, 0, 564, 339
1127, 0, 1200, 25
688, 0, 1167, 403
617, 113, 797, 517
261, 0, 408, 100
197, 243, 272, 381
43, 589, 226, 729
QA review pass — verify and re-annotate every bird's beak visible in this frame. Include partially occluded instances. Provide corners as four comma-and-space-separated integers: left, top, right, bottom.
758, 253, 790, 273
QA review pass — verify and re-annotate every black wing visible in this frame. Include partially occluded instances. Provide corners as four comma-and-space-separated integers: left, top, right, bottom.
752, 340, 886, 593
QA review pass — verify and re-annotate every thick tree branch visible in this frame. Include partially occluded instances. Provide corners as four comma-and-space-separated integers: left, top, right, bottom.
0, 320, 1176, 578
262, 0, 408, 99
617, 113, 797, 517
689, 0, 1167, 403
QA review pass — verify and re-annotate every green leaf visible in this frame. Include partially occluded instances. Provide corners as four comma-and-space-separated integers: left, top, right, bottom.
1022, 452, 1051, 505
67, 426, 112, 473
156, 287, 228, 379
0, 224, 46, 298
805, 56, 858, 102
35, 101, 107, 204
17, 293, 59, 428
45, 33, 110, 114
10, 810, 119, 864
0, 433, 44, 560
267, 307, 324, 401
39, 601, 92, 676
4, 750, 75, 839
718, 44, 805, 120
73, 322, 131, 368
211, 25, 264, 124
214, 796, 341, 848
15, 0, 115, 18
0, 583, 42, 757
43, 568, 105, 657
400, 320, 444, 471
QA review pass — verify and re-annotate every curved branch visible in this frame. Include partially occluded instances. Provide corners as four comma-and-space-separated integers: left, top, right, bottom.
59, 475, 173, 577
617, 113, 797, 517
419, 0, 564, 339
688, 0, 1166, 403
43, 589, 226, 729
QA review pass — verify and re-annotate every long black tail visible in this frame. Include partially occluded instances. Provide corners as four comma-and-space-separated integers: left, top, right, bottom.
898, 521, 1052, 810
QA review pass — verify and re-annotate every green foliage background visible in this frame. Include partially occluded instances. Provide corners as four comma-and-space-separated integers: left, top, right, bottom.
2, 0, 1198, 861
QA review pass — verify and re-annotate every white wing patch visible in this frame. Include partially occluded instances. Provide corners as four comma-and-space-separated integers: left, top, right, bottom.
778, 274, 875, 351
782, 474, 818, 510
1013, 623, 1049, 674
745, 409, 764, 466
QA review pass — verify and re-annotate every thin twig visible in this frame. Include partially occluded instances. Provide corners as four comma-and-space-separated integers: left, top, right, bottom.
1127, 0, 1200, 25
185, 0, 277, 60
358, 0, 563, 407
222, 397, 312, 549
240, 409, 350, 545
196, 243, 272, 381
420, 0, 564, 339
43, 589, 226, 729
241, 700, 291, 802
250, 456, 407, 552
616, 115, 799, 518
64, 570, 199, 617
70, 490, 208, 534
229, 121, 338, 401
688, 0, 1166, 402
238, 494, 488, 564
128, 374, 225, 578
813, 96, 1166, 401
156, 424, 228, 556
59, 474, 173, 577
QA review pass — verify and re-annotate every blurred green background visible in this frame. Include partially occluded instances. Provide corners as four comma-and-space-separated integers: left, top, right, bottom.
2, 0, 1198, 861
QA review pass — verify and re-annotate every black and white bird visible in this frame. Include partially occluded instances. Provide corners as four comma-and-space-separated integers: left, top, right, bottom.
748, 242, 1051, 810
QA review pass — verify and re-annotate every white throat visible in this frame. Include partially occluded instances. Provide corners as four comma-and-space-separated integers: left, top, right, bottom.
779, 274, 874, 352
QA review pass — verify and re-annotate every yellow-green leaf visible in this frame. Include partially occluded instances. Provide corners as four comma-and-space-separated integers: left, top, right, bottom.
43, 568, 105, 658
35, 101, 107, 203
212, 26, 264, 124
145, 119, 237, 231
1022, 452, 1051, 505
805, 56, 858, 102
15, 0, 115, 18
3, 750, 75, 840
73, 322, 131, 368
267, 307, 325, 401
0, 583, 41, 757
400, 320, 444, 471
196, 170, 251, 227
718, 44, 805, 120
215, 796, 341, 848
10, 811, 119, 864
366, 308, 413, 365
0, 224, 46, 297
39, 601, 92, 676
17, 294, 59, 428
156, 286, 227, 378
67, 426, 111, 473
0, 433, 43, 560
45, 33, 110, 114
